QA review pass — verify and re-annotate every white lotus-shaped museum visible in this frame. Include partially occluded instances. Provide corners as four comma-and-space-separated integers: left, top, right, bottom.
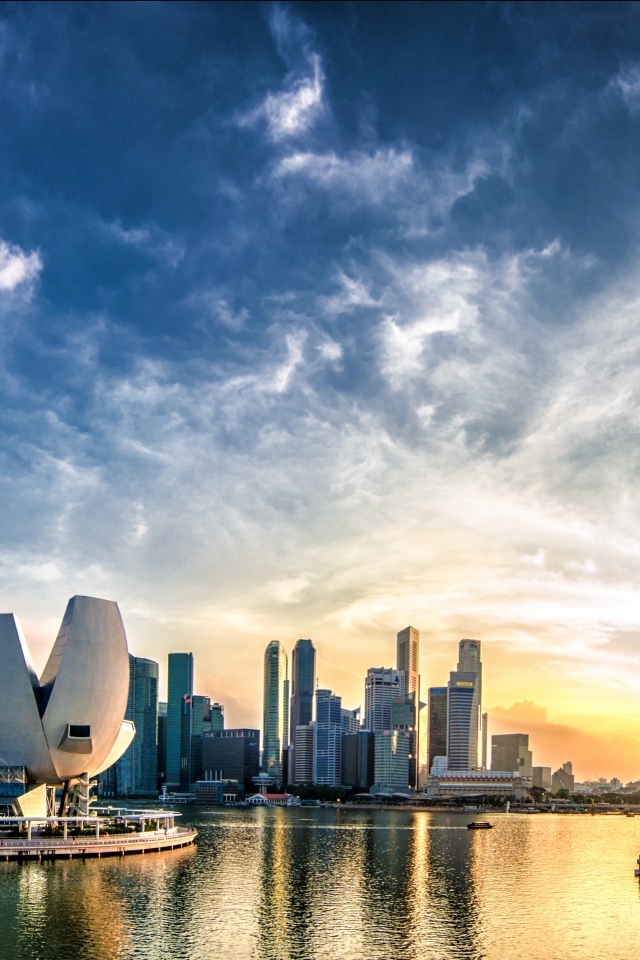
0, 595, 134, 786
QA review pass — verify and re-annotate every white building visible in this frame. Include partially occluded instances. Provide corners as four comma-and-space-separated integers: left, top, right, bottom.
364, 668, 400, 732
426, 769, 529, 800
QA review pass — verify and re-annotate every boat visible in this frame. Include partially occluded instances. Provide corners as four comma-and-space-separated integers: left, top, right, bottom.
467, 821, 493, 830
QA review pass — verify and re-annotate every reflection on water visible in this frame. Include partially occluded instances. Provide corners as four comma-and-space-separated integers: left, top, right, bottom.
1, 808, 639, 959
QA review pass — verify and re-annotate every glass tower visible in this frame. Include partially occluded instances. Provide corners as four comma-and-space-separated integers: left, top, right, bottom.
314, 689, 342, 786
263, 641, 289, 788
290, 639, 316, 741
427, 687, 448, 773
167, 652, 194, 788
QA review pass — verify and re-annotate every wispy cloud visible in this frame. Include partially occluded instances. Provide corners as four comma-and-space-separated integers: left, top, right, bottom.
0, 240, 41, 294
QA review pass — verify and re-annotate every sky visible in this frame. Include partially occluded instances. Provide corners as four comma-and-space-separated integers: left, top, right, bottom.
2, 1, 640, 781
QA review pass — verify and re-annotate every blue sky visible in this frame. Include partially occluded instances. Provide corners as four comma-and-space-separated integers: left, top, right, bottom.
3, 2, 640, 777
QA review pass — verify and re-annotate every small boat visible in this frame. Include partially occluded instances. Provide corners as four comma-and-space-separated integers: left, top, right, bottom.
467, 821, 493, 830
626, 812, 635, 817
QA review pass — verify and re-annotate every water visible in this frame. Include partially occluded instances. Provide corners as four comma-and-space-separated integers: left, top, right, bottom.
1, 806, 639, 960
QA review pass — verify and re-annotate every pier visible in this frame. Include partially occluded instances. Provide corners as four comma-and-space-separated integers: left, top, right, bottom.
0, 808, 197, 861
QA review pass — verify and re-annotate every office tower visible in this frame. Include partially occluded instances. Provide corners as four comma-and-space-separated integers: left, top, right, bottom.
342, 730, 375, 790
290, 639, 316, 736
202, 729, 260, 794
113, 655, 159, 796
447, 671, 480, 770
341, 707, 360, 734
552, 762, 574, 793
263, 641, 289, 788
314, 689, 342, 786
167, 652, 194, 789
491, 733, 533, 778
373, 730, 411, 794
481, 712, 488, 770
533, 766, 552, 791
364, 668, 400, 732
428, 687, 447, 773
180, 694, 210, 791
397, 626, 419, 698
157, 701, 167, 789
446, 639, 482, 771
210, 703, 224, 732
294, 725, 314, 784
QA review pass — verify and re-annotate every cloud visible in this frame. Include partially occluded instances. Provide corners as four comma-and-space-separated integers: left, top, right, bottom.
273, 148, 414, 203
0, 240, 41, 294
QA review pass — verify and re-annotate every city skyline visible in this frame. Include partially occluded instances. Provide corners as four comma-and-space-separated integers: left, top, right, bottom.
2, 3, 640, 782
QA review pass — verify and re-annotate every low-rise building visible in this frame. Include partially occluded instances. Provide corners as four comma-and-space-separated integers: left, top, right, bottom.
552, 762, 574, 794
533, 766, 552, 791
194, 779, 241, 803
426, 770, 529, 800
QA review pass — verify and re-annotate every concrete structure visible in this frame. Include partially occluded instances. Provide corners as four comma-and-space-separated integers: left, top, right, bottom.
364, 668, 400, 732
0, 597, 134, 807
372, 730, 411, 794
427, 687, 447, 773
426, 770, 528, 800
314, 689, 342, 787
166, 653, 193, 789
396, 626, 419, 699
293, 724, 314, 784
263, 641, 289, 788
202, 729, 259, 794
552, 762, 575, 794
491, 733, 533, 779
113, 655, 158, 797
533, 766, 552, 791
209, 703, 224, 732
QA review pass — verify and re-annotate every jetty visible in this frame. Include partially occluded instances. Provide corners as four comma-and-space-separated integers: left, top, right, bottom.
0, 807, 197, 861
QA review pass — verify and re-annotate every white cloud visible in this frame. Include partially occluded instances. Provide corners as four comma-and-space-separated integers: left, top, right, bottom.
0, 240, 41, 293
240, 53, 324, 142
274, 148, 413, 203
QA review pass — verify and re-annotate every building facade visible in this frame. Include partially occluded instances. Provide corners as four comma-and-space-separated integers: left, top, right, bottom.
202, 729, 260, 794
491, 733, 533, 779
157, 701, 167, 789
166, 652, 194, 789
263, 641, 289, 788
364, 668, 400, 732
290, 639, 316, 736
533, 766, 552, 791
426, 770, 528, 800
114, 654, 158, 796
447, 672, 480, 770
314, 689, 342, 787
372, 730, 411, 794
396, 626, 419, 699
428, 687, 448, 773
293, 724, 314, 784
552, 762, 574, 794
180, 694, 211, 791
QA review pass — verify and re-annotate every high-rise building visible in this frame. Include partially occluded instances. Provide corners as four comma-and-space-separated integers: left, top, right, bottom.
491, 733, 533, 778
427, 687, 447, 773
552, 762, 574, 794
157, 701, 167, 789
446, 639, 482, 771
180, 694, 210, 791
166, 652, 194, 789
364, 668, 400, 732
533, 766, 552, 791
373, 730, 411, 794
293, 724, 314, 784
263, 641, 289, 788
210, 703, 224, 732
314, 688, 342, 786
290, 639, 316, 737
397, 626, 419, 698
481, 712, 488, 770
112, 655, 159, 797
341, 707, 360, 734
342, 730, 375, 790
447, 671, 480, 771
202, 729, 260, 794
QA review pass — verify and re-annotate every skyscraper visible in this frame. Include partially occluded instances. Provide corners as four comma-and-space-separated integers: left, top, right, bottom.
202, 729, 260, 794
427, 687, 447, 773
103, 655, 159, 797
396, 626, 419, 698
263, 641, 288, 788
180, 694, 210, 790
157, 701, 167, 788
364, 668, 400, 732
341, 707, 360, 734
314, 688, 342, 786
293, 725, 314, 784
445, 639, 482, 772
290, 639, 316, 737
166, 652, 194, 789
447, 671, 480, 770
373, 730, 411, 794
481, 712, 488, 770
